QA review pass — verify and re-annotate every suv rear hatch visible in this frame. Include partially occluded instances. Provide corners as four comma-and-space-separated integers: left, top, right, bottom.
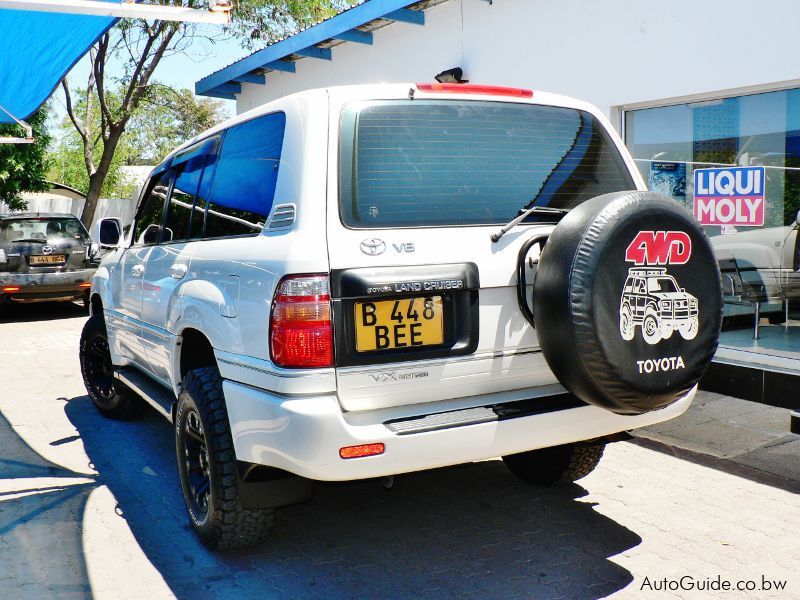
0, 216, 91, 275
326, 87, 637, 412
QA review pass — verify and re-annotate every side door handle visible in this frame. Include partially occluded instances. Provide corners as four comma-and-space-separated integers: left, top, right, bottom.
170, 264, 188, 280
131, 264, 144, 278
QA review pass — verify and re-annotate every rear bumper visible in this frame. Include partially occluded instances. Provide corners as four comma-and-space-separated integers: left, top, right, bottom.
0, 269, 95, 302
224, 381, 696, 481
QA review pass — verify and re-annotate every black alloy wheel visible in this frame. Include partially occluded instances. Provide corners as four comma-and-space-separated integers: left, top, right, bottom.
181, 406, 211, 522
79, 312, 145, 419
85, 335, 116, 401
175, 367, 275, 550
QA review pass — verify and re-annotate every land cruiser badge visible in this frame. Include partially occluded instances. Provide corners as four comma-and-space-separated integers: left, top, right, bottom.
619, 231, 699, 345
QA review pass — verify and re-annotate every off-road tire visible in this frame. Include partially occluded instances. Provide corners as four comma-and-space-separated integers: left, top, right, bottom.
176, 366, 275, 551
502, 443, 605, 486
79, 313, 146, 419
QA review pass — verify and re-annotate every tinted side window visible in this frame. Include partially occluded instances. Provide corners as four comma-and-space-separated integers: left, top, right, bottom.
134, 171, 171, 245
190, 151, 218, 240
163, 146, 209, 243
204, 112, 286, 239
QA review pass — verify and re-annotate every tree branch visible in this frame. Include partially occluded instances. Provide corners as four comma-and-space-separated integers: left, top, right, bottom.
121, 22, 161, 112
123, 22, 179, 115
94, 33, 115, 138
61, 80, 87, 144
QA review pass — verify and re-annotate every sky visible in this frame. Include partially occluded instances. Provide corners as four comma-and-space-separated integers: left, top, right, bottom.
51, 23, 255, 132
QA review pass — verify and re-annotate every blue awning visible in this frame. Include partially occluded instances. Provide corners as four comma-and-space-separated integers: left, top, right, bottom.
0, 2, 118, 123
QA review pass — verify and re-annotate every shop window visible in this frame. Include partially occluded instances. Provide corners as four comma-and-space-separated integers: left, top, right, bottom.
624, 88, 800, 364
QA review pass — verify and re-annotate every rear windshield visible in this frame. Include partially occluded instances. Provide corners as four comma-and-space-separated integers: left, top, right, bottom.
0, 217, 90, 243
340, 100, 635, 228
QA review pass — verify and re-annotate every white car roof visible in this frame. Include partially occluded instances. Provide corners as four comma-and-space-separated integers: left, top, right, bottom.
167, 83, 606, 161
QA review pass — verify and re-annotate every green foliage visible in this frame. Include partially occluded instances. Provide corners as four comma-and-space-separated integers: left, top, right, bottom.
227, 0, 354, 49
49, 85, 227, 198
0, 107, 51, 210
48, 87, 134, 199
55, 0, 352, 225
125, 86, 228, 164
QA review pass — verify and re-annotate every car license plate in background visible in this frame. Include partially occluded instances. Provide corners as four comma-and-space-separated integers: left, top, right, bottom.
29, 255, 65, 265
355, 296, 444, 352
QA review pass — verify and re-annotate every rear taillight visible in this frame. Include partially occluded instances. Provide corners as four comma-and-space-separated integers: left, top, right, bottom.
270, 274, 333, 368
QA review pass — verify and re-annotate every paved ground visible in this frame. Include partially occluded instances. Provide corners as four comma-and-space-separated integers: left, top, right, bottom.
637, 391, 800, 483
0, 303, 798, 599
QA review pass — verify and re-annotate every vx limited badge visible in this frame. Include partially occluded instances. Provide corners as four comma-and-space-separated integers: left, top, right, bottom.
360, 238, 386, 256
369, 371, 429, 384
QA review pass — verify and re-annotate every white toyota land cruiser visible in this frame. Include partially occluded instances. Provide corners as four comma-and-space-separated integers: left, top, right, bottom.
80, 83, 723, 550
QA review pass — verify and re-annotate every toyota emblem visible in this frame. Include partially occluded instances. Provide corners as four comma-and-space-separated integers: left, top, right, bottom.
42, 245, 53, 255
360, 238, 386, 256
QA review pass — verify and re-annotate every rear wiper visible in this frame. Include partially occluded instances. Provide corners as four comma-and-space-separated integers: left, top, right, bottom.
490, 206, 571, 243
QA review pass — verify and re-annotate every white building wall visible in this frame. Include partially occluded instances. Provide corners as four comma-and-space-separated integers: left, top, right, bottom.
237, 0, 800, 128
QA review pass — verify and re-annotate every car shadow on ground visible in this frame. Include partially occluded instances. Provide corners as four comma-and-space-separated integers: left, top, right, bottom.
56, 395, 643, 599
0, 411, 97, 598
0, 301, 87, 324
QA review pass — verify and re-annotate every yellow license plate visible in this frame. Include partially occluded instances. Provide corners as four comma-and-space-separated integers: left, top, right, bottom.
354, 296, 444, 352
30, 255, 65, 265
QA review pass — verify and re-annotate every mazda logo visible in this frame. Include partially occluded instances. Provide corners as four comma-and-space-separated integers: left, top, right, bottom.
42, 245, 53, 255
360, 238, 386, 256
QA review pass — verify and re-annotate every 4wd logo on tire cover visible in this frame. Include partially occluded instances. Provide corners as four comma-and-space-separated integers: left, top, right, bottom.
619, 231, 699, 346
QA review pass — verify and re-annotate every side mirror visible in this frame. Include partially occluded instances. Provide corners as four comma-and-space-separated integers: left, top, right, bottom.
98, 218, 123, 248
795, 210, 800, 228
141, 223, 161, 246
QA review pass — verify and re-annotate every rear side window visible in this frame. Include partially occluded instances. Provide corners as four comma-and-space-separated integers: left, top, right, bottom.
340, 100, 634, 228
204, 111, 286, 239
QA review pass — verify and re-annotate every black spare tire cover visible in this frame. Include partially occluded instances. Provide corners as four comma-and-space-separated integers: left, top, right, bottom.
533, 191, 722, 415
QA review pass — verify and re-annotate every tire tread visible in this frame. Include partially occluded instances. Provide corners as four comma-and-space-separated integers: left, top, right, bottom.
79, 312, 145, 419
178, 366, 274, 551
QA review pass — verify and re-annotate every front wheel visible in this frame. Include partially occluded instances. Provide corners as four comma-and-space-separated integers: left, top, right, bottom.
502, 443, 605, 486
79, 313, 145, 419
176, 367, 275, 551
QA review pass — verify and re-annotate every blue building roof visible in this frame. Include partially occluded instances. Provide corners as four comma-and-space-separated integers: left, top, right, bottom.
195, 0, 445, 100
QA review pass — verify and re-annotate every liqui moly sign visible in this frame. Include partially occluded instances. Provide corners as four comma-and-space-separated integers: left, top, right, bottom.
693, 166, 765, 226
